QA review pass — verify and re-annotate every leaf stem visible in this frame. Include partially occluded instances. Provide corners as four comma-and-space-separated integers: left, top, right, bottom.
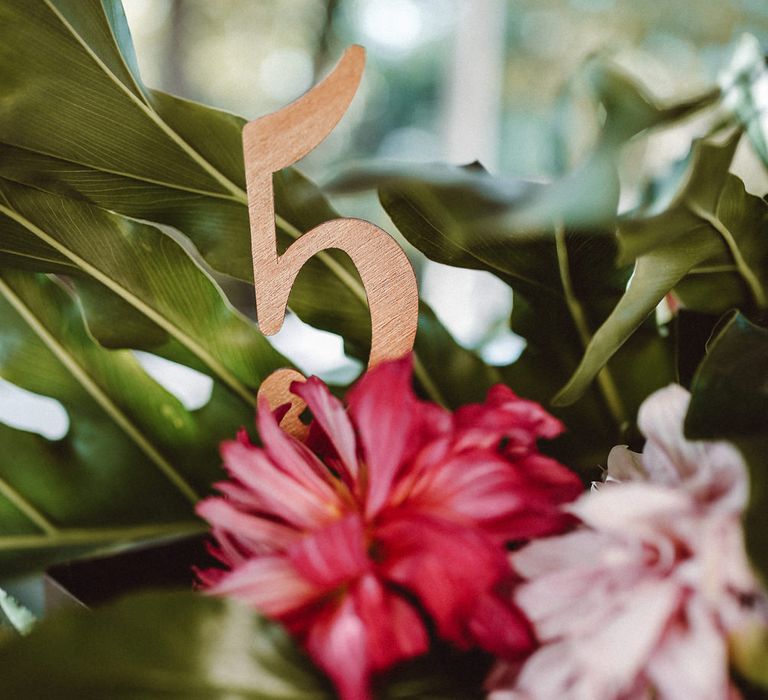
43, 0, 248, 203
0, 204, 256, 409
0, 521, 205, 550
687, 201, 767, 308
0, 477, 57, 535
555, 223, 628, 431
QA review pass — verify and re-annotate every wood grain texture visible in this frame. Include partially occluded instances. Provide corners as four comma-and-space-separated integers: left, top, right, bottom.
243, 46, 419, 435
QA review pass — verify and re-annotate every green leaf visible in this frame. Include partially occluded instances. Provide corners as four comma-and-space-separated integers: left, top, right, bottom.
330, 61, 718, 420
0, 0, 481, 407
685, 312, 768, 440
0, 590, 332, 699
0, 179, 287, 405
554, 134, 768, 405
377, 173, 675, 472
0, 270, 253, 575
584, 59, 720, 145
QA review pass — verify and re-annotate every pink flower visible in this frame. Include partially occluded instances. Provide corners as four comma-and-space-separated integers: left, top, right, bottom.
489, 385, 765, 700
196, 357, 583, 700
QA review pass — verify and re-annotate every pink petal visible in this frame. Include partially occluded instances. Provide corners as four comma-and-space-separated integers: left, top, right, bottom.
453, 384, 564, 453
293, 376, 359, 482
196, 498, 300, 552
510, 642, 584, 698
606, 445, 646, 482
352, 574, 428, 669
398, 448, 579, 541
377, 513, 508, 645
468, 593, 534, 659
403, 451, 525, 522
220, 440, 340, 529
511, 529, 616, 580
207, 556, 320, 617
512, 454, 584, 503
347, 356, 418, 517
647, 599, 729, 700
305, 595, 371, 700
637, 384, 694, 485
638, 385, 747, 510
579, 579, 681, 691
568, 483, 692, 537
289, 514, 370, 588
256, 397, 344, 499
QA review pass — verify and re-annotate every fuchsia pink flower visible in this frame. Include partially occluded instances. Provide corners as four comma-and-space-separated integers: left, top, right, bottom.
489, 385, 765, 700
196, 357, 582, 700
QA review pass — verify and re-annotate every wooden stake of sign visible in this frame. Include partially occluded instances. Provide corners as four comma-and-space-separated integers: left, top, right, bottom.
243, 45, 419, 437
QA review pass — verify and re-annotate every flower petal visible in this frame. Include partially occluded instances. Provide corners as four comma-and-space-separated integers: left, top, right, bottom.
347, 356, 418, 517
568, 482, 692, 537
207, 556, 319, 617
256, 396, 344, 499
468, 593, 534, 659
293, 376, 359, 482
305, 595, 371, 700
220, 440, 340, 529
647, 599, 729, 700
377, 513, 508, 646
289, 514, 370, 588
453, 384, 564, 453
638, 385, 748, 510
606, 445, 646, 482
353, 574, 428, 669
196, 498, 300, 552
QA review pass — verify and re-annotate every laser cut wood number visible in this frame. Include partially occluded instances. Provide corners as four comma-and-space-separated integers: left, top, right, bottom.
243, 45, 419, 436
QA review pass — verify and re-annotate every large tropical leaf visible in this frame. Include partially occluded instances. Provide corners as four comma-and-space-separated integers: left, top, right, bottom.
326, 62, 719, 468
376, 172, 675, 471
0, 0, 486, 406
0, 591, 333, 699
0, 269, 259, 575
554, 133, 768, 404
0, 178, 287, 405
0, 588, 493, 699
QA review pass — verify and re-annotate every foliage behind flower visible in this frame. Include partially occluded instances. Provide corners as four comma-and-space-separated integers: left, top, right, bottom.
196, 356, 583, 700
489, 385, 766, 700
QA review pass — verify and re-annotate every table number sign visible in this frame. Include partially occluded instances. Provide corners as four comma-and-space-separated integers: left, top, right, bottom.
242, 45, 418, 436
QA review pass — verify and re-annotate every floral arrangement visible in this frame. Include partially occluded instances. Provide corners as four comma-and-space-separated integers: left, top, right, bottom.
191, 360, 765, 699
0, 2, 766, 699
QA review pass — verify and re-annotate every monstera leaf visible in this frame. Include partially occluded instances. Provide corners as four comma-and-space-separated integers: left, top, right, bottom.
0, 269, 266, 575
0, 179, 287, 404
326, 62, 723, 468
375, 173, 675, 471
555, 133, 768, 404
0, 591, 333, 699
0, 589, 493, 699
0, 0, 486, 407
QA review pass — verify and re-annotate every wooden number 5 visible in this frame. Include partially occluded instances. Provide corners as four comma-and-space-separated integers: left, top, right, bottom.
243, 45, 419, 436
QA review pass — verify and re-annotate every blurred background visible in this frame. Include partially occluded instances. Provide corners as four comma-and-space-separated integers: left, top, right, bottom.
117, 1, 768, 385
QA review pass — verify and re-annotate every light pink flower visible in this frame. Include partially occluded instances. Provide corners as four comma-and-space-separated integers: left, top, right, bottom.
489, 385, 764, 700
196, 357, 583, 700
